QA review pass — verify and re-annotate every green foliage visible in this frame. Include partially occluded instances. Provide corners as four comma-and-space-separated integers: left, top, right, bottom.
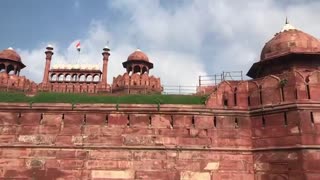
0, 92, 207, 105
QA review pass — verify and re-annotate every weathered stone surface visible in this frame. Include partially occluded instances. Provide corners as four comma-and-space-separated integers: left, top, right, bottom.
203, 162, 220, 170
108, 114, 128, 127
0, 92, 318, 180
91, 170, 134, 179
0, 112, 18, 125
151, 115, 171, 128
180, 171, 210, 180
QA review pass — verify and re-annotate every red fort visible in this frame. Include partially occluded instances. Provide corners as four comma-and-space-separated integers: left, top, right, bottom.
0, 21, 320, 180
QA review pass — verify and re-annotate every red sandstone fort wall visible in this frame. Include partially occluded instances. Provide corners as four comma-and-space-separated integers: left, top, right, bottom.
0, 104, 254, 180
0, 102, 319, 179
0, 69, 319, 179
203, 69, 320, 180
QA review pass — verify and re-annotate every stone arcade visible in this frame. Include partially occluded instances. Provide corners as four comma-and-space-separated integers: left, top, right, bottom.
0, 21, 320, 179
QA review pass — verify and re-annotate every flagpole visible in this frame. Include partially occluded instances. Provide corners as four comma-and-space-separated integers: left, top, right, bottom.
78, 49, 80, 65
76, 41, 81, 66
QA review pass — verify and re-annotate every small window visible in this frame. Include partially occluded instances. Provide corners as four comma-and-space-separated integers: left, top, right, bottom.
223, 99, 228, 106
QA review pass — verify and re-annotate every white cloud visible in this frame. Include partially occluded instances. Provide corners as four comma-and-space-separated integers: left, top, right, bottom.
16, 0, 320, 93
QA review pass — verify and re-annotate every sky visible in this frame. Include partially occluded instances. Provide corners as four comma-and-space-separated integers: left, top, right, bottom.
1, 0, 320, 88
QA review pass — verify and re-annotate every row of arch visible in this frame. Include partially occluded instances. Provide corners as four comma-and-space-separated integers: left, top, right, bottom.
206, 70, 320, 108
0, 63, 21, 75
50, 73, 101, 83
126, 64, 149, 74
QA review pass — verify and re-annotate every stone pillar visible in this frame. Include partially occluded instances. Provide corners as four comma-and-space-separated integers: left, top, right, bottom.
101, 46, 110, 84
42, 45, 54, 84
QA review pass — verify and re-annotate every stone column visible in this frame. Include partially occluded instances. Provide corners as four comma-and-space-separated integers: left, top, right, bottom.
101, 46, 110, 84
42, 45, 54, 84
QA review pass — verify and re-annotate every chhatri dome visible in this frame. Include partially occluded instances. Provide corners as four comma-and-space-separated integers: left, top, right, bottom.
0, 47, 22, 63
123, 49, 154, 73
127, 49, 149, 62
260, 19, 320, 61
247, 19, 320, 78
112, 48, 162, 94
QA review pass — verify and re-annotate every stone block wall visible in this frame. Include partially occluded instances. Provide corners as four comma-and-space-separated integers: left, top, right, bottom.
0, 104, 254, 180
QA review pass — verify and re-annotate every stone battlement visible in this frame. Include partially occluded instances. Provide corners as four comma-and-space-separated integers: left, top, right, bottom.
0, 98, 319, 179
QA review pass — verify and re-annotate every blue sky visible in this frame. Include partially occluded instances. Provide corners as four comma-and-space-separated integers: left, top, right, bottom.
1, 0, 320, 86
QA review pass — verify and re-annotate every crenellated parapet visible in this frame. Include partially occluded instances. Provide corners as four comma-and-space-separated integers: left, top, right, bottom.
0, 73, 37, 92
112, 72, 162, 94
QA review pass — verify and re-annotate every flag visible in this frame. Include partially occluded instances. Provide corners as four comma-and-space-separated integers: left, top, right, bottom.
76, 42, 81, 52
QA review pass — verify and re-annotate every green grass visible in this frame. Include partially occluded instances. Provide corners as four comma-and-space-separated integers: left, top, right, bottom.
0, 92, 207, 104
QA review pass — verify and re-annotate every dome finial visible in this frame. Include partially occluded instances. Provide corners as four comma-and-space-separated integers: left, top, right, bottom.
281, 17, 295, 32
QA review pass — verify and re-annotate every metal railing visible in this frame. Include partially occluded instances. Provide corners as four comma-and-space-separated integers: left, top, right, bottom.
199, 71, 243, 86
162, 85, 198, 95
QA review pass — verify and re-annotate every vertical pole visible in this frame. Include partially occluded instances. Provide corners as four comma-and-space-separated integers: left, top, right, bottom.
214, 74, 217, 85
78, 51, 80, 65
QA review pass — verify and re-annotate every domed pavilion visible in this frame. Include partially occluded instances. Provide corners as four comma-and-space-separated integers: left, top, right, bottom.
247, 20, 320, 78
112, 49, 162, 94
0, 47, 26, 75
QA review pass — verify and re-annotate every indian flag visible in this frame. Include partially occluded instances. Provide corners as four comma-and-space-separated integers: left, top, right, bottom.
76, 42, 81, 52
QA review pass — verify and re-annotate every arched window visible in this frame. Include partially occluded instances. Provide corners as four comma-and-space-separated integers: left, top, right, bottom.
0, 64, 5, 73
51, 74, 57, 81
6, 64, 15, 74
133, 66, 141, 74
86, 75, 93, 82
58, 74, 64, 81
93, 74, 100, 82
65, 74, 71, 82
234, 87, 238, 106
79, 74, 85, 82
72, 74, 77, 81
142, 66, 148, 74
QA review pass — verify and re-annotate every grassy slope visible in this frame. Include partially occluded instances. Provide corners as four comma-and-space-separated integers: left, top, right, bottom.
0, 92, 207, 104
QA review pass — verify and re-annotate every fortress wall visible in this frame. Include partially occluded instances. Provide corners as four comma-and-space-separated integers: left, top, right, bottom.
0, 105, 254, 180
204, 70, 320, 180
251, 109, 320, 180
206, 70, 320, 109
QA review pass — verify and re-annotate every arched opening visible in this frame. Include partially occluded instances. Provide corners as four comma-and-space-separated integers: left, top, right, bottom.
79, 74, 85, 82
65, 74, 71, 82
127, 66, 133, 74
142, 66, 148, 74
233, 87, 237, 106
86, 75, 93, 82
133, 66, 141, 74
72, 74, 77, 81
6, 64, 15, 74
58, 74, 64, 81
0, 64, 5, 73
93, 74, 100, 82
223, 92, 228, 106
51, 74, 57, 81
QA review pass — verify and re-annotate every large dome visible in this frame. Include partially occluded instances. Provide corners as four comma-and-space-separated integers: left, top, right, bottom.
260, 23, 320, 61
127, 49, 149, 62
0, 48, 22, 62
